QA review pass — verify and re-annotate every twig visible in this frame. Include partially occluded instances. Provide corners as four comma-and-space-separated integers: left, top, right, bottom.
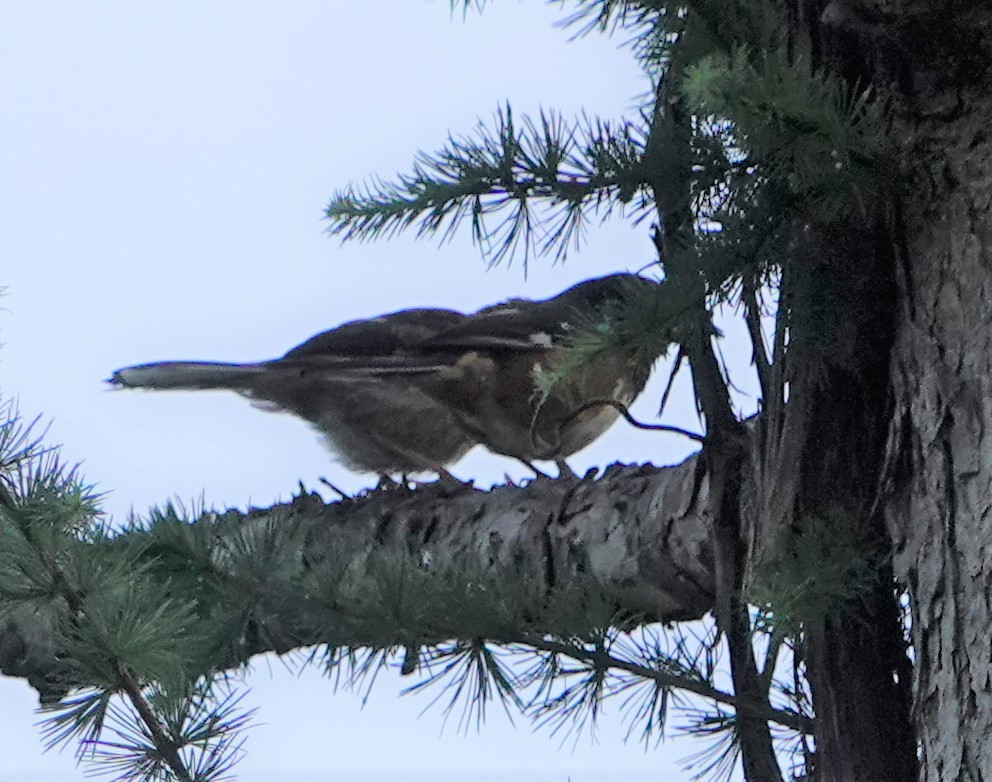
116, 664, 194, 782
657, 346, 685, 418
564, 399, 706, 442
319, 477, 351, 500
742, 276, 773, 404
526, 637, 810, 733
26, 518, 195, 782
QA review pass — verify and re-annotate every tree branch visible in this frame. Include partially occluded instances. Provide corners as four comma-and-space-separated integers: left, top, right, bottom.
646, 55, 781, 779
526, 637, 809, 733
742, 276, 773, 404
563, 398, 705, 442
325, 106, 652, 264
0, 459, 717, 700
115, 663, 193, 782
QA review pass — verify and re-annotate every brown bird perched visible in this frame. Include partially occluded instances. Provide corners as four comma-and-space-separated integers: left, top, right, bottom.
108, 273, 659, 478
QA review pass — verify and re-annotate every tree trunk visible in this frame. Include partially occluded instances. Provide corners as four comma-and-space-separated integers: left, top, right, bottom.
749, 214, 917, 780
766, 5, 992, 780
886, 85, 992, 782
808, 4, 992, 780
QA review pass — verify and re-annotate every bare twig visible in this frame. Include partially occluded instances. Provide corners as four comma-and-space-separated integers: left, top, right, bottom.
743, 277, 773, 404
657, 346, 686, 418
564, 398, 706, 442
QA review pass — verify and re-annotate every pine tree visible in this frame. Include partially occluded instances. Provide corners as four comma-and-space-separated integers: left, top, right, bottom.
2, 2, 990, 781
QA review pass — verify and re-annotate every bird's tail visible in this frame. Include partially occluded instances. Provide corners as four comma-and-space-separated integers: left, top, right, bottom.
108, 361, 267, 391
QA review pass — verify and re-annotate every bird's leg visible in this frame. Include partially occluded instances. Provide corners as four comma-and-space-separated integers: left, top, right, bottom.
555, 458, 578, 480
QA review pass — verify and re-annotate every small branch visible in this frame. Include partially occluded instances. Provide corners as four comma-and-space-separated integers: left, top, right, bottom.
646, 69, 780, 780
742, 277, 773, 404
116, 663, 193, 782
758, 630, 786, 697
527, 637, 810, 733
563, 399, 706, 442
768, 261, 790, 427
18, 510, 195, 781
319, 477, 351, 501
324, 106, 649, 265
657, 346, 686, 418
31, 552, 193, 778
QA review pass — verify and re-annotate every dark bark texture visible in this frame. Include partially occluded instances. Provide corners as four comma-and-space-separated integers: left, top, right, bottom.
763, 3, 992, 780
746, 3, 922, 779
886, 86, 992, 782
773, 220, 915, 782
826, 3, 992, 781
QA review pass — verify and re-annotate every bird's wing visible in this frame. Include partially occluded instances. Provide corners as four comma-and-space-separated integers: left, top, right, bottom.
271, 308, 471, 378
419, 300, 577, 353
418, 274, 655, 353
282, 308, 467, 359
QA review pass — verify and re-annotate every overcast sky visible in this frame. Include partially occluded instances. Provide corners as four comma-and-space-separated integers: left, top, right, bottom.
0, 2, 759, 779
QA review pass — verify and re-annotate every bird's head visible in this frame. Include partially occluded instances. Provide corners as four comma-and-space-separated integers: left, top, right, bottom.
551, 273, 662, 349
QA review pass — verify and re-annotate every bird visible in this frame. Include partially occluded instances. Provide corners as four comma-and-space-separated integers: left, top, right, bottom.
108, 273, 660, 479
417, 273, 660, 475
108, 307, 479, 478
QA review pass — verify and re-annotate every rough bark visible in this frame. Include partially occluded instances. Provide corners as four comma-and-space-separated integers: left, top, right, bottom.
732, 3, 923, 778
886, 84, 992, 782
812, 3, 992, 781
0, 460, 716, 699
774, 219, 915, 782
744, 3, 992, 780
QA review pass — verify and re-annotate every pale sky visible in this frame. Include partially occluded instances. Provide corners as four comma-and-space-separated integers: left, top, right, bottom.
0, 2, 758, 779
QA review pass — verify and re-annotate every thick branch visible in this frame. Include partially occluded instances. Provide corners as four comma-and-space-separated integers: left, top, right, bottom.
0, 459, 716, 700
